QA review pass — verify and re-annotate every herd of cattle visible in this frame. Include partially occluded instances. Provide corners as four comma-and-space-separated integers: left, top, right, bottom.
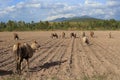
12, 31, 112, 74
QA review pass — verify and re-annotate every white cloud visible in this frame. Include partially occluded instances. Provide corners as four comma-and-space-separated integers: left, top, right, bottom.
83, 0, 120, 20
0, 1, 41, 16
84, 0, 104, 9
0, 0, 120, 22
0, 5, 16, 17
46, 14, 75, 20
5, 5, 15, 12
16, 2, 25, 9
89, 9, 105, 15
106, 0, 120, 7
25, 3, 41, 8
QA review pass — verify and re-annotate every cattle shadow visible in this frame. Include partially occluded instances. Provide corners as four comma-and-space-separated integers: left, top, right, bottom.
39, 46, 51, 49
15, 38, 25, 40
18, 38, 24, 40
29, 60, 67, 72
64, 37, 69, 39
88, 43, 93, 46
0, 40, 3, 42
108, 36, 114, 39
93, 36, 98, 38
0, 69, 13, 76
40, 44, 67, 49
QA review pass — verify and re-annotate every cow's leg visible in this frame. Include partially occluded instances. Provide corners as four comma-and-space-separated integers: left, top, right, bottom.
16, 61, 19, 73
56, 35, 58, 38
25, 58, 29, 73
18, 58, 23, 74
27, 59, 29, 69
16, 56, 20, 73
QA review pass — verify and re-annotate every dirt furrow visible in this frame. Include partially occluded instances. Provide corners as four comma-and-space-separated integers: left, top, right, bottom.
30, 39, 60, 65
78, 37, 96, 78
55, 39, 70, 75
69, 38, 83, 79
37, 39, 64, 75
56, 38, 75, 80
44, 38, 69, 77
90, 39, 120, 79
93, 39, 120, 68
52, 38, 71, 80
82, 42, 108, 75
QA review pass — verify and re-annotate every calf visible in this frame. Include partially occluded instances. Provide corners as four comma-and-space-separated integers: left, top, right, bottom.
13, 40, 40, 74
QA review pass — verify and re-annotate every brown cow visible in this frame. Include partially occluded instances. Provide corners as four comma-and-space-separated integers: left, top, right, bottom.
13, 33, 19, 40
90, 31, 94, 38
62, 32, 65, 38
70, 33, 76, 38
13, 40, 40, 74
82, 32, 85, 38
51, 33, 58, 39
109, 32, 112, 38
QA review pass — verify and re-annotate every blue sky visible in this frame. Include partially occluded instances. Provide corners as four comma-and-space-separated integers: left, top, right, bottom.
0, 0, 120, 22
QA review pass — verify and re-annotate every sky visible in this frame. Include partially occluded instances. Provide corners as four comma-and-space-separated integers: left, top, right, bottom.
0, 0, 120, 22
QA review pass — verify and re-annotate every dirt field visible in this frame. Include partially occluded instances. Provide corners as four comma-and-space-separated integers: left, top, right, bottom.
0, 31, 120, 80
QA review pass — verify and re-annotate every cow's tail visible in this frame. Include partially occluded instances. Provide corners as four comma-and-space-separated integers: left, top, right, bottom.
13, 42, 21, 59
17, 43, 21, 59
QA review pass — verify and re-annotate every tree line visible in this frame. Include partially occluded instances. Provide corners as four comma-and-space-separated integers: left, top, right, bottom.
0, 19, 120, 31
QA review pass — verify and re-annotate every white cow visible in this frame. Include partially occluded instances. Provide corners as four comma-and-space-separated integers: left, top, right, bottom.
82, 36, 89, 45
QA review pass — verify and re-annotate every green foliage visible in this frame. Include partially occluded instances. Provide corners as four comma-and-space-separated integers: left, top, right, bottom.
0, 19, 120, 31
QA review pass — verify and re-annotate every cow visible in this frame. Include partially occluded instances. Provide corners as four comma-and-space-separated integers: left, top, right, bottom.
82, 32, 85, 38
13, 40, 40, 74
70, 33, 76, 38
51, 33, 58, 39
13, 33, 19, 40
82, 36, 89, 45
109, 32, 112, 38
90, 31, 94, 38
62, 32, 65, 38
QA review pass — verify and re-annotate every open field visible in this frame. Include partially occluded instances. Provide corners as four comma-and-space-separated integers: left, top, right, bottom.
0, 31, 120, 80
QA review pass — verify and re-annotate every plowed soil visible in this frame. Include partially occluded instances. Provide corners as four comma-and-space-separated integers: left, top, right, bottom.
0, 31, 120, 80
